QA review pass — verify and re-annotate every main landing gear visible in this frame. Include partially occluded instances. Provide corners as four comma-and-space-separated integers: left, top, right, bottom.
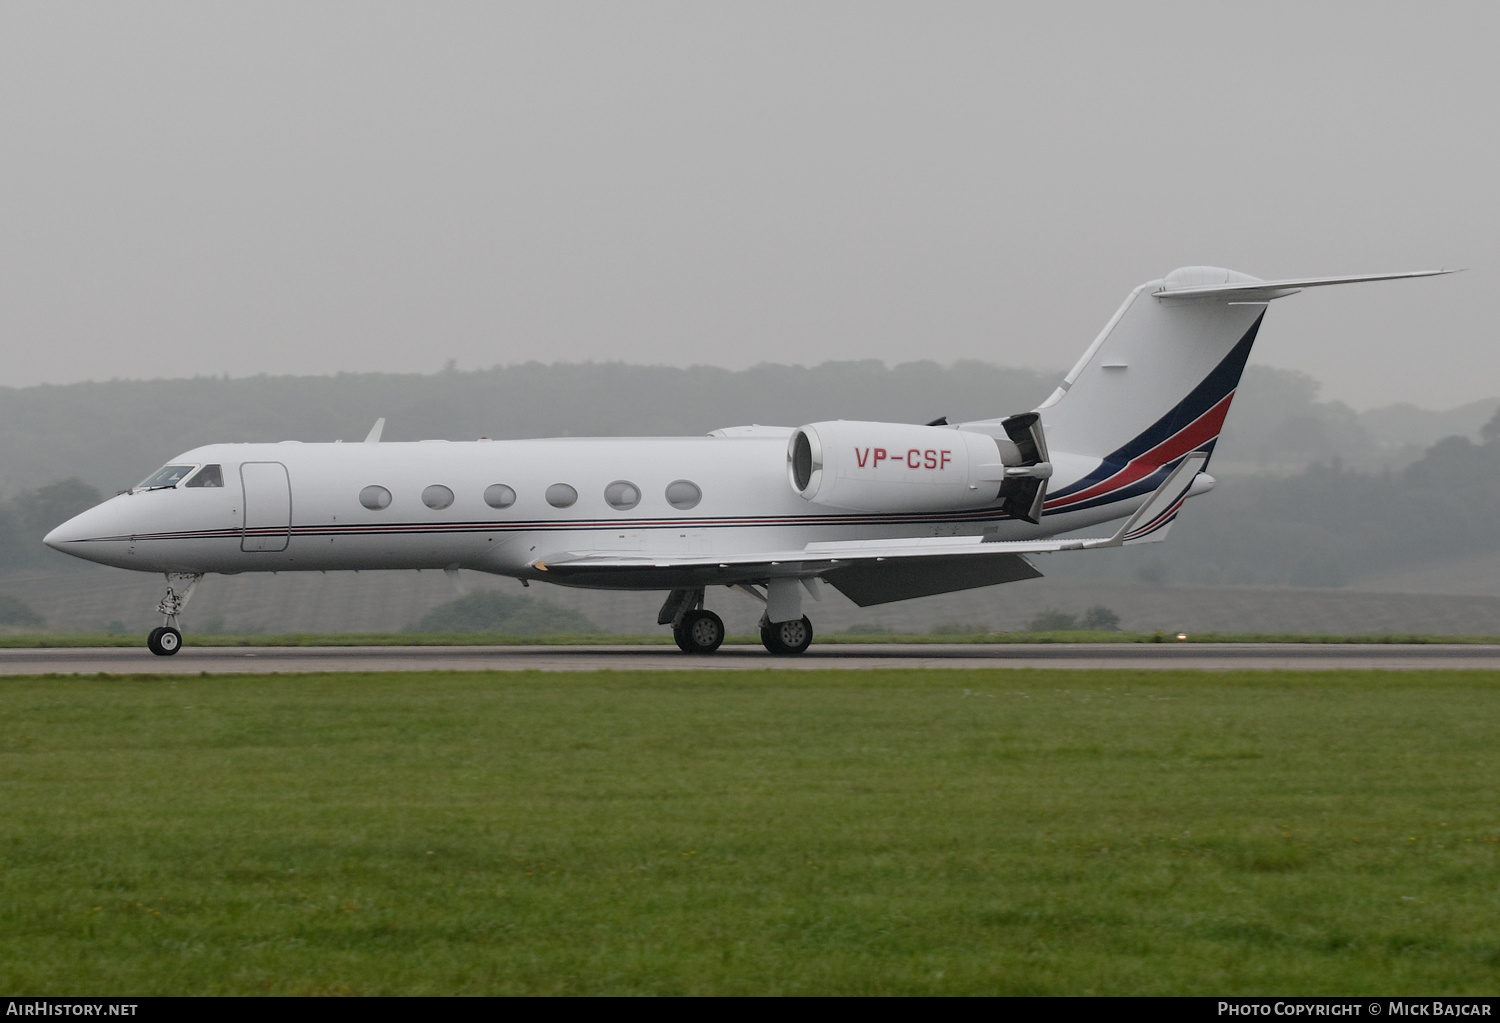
147, 573, 201, 656
676, 609, 726, 654
658, 583, 817, 656
660, 588, 725, 653
760, 615, 813, 656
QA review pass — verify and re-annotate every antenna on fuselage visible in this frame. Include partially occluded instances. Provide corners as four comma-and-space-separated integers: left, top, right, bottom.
363, 418, 386, 444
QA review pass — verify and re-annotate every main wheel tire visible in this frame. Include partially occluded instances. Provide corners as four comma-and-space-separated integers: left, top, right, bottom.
761, 616, 813, 656
155, 626, 182, 656
146, 627, 164, 655
676, 610, 725, 654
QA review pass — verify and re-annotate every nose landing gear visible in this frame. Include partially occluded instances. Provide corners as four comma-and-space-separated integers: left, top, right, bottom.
147, 625, 182, 656
148, 573, 202, 656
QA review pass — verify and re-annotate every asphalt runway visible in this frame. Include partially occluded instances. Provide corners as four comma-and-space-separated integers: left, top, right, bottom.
5, 643, 1500, 675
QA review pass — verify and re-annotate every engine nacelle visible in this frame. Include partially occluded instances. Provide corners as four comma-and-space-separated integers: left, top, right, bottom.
788, 421, 1009, 513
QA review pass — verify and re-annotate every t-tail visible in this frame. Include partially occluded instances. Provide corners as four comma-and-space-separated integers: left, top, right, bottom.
966, 266, 1452, 523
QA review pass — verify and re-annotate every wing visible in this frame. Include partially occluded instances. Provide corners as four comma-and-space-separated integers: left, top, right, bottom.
529, 454, 1208, 601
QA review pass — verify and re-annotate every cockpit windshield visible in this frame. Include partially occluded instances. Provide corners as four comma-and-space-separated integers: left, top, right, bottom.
184, 464, 224, 488
136, 464, 197, 491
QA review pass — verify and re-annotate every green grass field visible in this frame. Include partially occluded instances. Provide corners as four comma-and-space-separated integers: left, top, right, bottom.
2, 669, 1498, 995
6, 630, 1500, 647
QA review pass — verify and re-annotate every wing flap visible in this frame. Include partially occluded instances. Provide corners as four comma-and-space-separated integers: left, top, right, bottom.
825, 553, 1043, 606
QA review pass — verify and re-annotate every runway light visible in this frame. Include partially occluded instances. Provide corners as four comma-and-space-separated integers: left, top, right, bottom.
1176, 633, 1188, 642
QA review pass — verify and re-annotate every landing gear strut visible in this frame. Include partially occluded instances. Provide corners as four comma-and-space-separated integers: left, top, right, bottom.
660, 588, 725, 654
744, 577, 815, 656
147, 573, 201, 656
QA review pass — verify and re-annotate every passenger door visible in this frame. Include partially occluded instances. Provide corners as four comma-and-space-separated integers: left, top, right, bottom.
240, 461, 291, 552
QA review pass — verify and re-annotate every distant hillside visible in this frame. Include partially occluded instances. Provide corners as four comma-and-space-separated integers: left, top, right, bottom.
4, 361, 1498, 591
1359, 397, 1500, 457
1207, 370, 1499, 477
405, 590, 598, 635
0, 361, 1058, 495
1050, 425, 1500, 589
3, 361, 1492, 499
7, 410, 1500, 592
0, 479, 102, 571
6, 408, 1500, 631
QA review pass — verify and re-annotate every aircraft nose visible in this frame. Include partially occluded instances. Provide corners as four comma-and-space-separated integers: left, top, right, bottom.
44, 513, 90, 551
43, 499, 131, 560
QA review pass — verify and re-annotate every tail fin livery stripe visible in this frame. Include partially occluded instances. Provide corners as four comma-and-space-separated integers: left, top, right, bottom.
1044, 390, 1234, 512
1044, 459, 1179, 516
1046, 312, 1263, 505
1122, 492, 1189, 542
1101, 452, 1208, 546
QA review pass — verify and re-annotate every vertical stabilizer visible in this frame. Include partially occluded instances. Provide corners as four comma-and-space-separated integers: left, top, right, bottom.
963, 267, 1452, 521
1020, 267, 1268, 515
1042, 268, 1266, 466
971, 266, 1451, 520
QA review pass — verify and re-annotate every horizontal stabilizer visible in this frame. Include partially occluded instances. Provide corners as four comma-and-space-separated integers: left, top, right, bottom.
1155, 269, 1454, 302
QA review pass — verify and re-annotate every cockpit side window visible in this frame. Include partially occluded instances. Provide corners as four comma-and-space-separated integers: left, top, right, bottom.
136, 464, 197, 490
184, 464, 224, 488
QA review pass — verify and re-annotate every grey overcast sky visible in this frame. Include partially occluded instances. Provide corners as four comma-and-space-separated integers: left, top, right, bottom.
1, 2, 1494, 410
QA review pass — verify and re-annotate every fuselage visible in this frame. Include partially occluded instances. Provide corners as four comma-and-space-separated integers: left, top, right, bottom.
45, 431, 1123, 588
36, 265, 1445, 659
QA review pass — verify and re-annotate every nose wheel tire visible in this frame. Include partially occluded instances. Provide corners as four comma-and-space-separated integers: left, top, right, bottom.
674, 609, 725, 654
147, 626, 182, 656
761, 616, 813, 656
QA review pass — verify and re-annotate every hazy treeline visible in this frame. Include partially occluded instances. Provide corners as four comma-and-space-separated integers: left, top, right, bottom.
5, 413, 1500, 590
1058, 415, 1500, 588
0, 479, 101, 572
0, 361, 1055, 496
1182, 423, 1500, 586
3, 362, 1499, 592
404, 590, 599, 635
2, 361, 1495, 497
0, 593, 44, 626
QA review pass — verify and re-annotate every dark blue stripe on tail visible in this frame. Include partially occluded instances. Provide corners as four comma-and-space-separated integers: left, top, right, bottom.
1049, 313, 1263, 501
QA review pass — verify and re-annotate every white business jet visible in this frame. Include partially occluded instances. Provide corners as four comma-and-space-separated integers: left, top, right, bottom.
45, 267, 1448, 656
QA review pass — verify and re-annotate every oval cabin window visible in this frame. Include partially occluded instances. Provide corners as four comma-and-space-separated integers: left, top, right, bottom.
545, 483, 578, 509
422, 485, 455, 510
665, 480, 702, 510
484, 484, 517, 509
359, 485, 392, 510
604, 480, 641, 510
